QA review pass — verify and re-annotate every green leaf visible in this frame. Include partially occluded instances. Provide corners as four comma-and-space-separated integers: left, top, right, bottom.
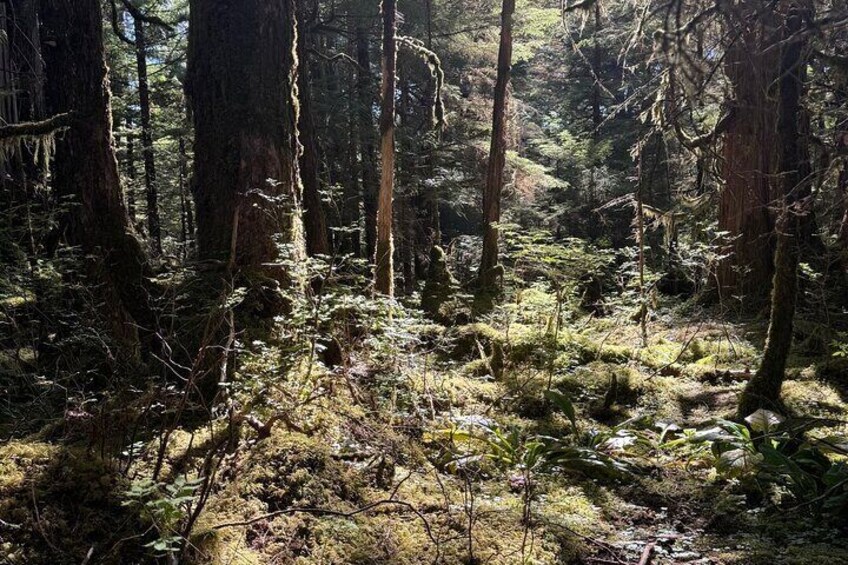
745, 409, 785, 433
545, 390, 577, 433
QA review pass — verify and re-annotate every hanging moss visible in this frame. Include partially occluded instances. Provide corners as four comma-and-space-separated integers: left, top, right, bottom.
398, 36, 446, 129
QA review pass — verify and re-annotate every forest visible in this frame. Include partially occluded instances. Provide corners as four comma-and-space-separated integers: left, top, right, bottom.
2, 0, 848, 563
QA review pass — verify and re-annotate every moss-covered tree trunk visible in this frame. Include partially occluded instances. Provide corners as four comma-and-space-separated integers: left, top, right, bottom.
374, 0, 397, 296
134, 16, 162, 255
738, 2, 812, 418
297, 0, 330, 257
39, 0, 157, 351
478, 0, 515, 293
187, 0, 304, 278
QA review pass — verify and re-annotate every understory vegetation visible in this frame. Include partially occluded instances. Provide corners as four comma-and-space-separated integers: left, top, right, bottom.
4, 246, 848, 564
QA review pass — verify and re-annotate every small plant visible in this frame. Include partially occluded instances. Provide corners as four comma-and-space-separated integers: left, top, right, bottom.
668, 410, 848, 522
123, 476, 203, 557
426, 391, 640, 480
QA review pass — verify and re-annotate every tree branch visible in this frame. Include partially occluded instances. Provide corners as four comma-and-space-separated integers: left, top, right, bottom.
119, 0, 174, 31
109, 0, 135, 45
0, 112, 73, 141
680, 108, 735, 150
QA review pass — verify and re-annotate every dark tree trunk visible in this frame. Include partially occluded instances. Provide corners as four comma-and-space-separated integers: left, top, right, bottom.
374, 0, 397, 296
126, 113, 137, 220
134, 16, 161, 255
178, 134, 194, 259
187, 0, 303, 277
39, 0, 157, 351
478, 0, 515, 292
355, 22, 379, 262
836, 86, 848, 266
341, 33, 362, 257
297, 0, 330, 257
591, 1, 602, 130
739, 2, 812, 417
716, 3, 781, 302
13, 0, 44, 122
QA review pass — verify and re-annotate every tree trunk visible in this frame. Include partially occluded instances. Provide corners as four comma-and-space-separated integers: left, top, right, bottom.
739, 2, 811, 417
716, 3, 781, 303
423, 0, 441, 250
341, 32, 362, 257
835, 85, 848, 269
478, 0, 515, 292
374, 0, 397, 296
126, 113, 137, 221
297, 0, 330, 257
187, 0, 304, 278
355, 22, 380, 262
178, 133, 194, 259
39, 0, 157, 351
134, 16, 161, 255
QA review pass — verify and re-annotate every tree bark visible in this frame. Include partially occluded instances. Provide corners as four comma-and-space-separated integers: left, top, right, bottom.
179, 133, 194, 259
134, 16, 162, 255
341, 31, 362, 257
716, 3, 781, 303
126, 113, 137, 221
186, 0, 304, 277
355, 22, 380, 262
739, 2, 812, 417
39, 0, 157, 352
374, 0, 397, 296
478, 0, 515, 292
297, 0, 330, 257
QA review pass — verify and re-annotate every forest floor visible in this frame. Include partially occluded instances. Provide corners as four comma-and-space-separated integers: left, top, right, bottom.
3, 294, 848, 564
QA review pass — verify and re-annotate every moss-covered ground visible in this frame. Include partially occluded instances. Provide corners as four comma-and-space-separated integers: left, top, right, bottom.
3, 296, 848, 564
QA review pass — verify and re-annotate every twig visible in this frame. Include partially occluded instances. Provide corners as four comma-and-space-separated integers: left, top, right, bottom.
638, 542, 655, 565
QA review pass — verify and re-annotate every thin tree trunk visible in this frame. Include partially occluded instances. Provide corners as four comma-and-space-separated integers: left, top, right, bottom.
739, 2, 811, 417
424, 0, 441, 249
297, 0, 330, 257
39, 0, 157, 352
478, 0, 515, 292
126, 114, 137, 221
374, 0, 397, 296
591, 1, 602, 130
355, 23, 380, 262
187, 0, 303, 279
836, 86, 848, 264
178, 134, 190, 259
134, 16, 162, 255
341, 31, 362, 257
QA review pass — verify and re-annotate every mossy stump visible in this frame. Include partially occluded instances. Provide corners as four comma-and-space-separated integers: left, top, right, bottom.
421, 246, 460, 322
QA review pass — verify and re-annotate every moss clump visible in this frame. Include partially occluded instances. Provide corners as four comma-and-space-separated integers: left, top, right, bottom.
421, 246, 461, 323
238, 431, 365, 509
448, 323, 505, 361
0, 441, 141, 565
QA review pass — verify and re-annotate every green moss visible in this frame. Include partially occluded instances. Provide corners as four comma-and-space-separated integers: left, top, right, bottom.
0, 441, 142, 564
448, 323, 505, 360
